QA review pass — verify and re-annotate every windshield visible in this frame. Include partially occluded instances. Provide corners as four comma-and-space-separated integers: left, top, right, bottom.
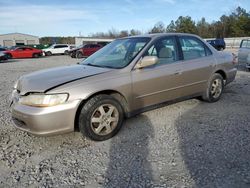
80, 37, 150, 69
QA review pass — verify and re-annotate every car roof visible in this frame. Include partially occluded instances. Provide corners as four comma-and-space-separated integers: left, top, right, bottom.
122, 33, 200, 40
52, 44, 70, 45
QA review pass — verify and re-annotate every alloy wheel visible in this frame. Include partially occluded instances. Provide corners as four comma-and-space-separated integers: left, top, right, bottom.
211, 78, 222, 98
90, 104, 119, 136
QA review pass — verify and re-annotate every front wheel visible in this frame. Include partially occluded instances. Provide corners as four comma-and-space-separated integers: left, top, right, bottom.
33, 53, 39, 58
6, 53, 12, 59
202, 73, 224, 102
78, 95, 124, 141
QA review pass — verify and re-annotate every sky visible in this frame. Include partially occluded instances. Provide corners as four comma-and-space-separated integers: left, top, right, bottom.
0, 0, 249, 37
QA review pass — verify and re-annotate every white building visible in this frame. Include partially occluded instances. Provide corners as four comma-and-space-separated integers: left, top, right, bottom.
75, 37, 114, 47
0, 33, 39, 47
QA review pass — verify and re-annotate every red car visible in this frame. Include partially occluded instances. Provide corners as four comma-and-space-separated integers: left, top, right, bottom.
70, 44, 103, 58
5, 46, 43, 59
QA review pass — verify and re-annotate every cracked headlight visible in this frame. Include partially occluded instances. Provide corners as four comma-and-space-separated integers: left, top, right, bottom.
19, 93, 69, 107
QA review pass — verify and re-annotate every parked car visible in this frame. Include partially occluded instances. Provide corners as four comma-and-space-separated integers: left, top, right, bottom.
68, 44, 84, 58
0, 47, 7, 52
43, 44, 75, 56
206, 39, 226, 51
4, 46, 43, 59
0, 51, 8, 61
69, 44, 103, 58
10, 33, 237, 141
238, 39, 250, 71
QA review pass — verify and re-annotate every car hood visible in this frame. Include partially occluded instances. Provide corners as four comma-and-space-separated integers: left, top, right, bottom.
16, 65, 111, 95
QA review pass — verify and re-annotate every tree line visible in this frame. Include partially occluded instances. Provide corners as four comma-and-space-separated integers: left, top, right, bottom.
40, 6, 250, 44
90, 6, 250, 39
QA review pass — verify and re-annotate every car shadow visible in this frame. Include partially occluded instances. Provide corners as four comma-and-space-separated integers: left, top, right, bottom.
0, 59, 18, 63
103, 115, 155, 187
175, 89, 250, 187
237, 64, 249, 72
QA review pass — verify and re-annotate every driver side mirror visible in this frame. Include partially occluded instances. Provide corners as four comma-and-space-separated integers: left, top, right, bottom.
135, 56, 159, 69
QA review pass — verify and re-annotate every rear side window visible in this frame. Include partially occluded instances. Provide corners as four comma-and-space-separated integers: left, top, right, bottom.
179, 36, 212, 60
54, 45, 68, 48
241, 40, 250, 48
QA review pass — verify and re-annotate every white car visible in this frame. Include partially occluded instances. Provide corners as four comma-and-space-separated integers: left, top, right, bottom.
43, 44, 74, 56
238, 39, 250, 71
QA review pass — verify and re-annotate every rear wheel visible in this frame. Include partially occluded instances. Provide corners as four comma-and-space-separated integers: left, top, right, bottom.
78, 95, 124, 141
33, 53, 39, 58
202, 73, 224, 102
76, 51, 83, 58
46, 51, 52, 56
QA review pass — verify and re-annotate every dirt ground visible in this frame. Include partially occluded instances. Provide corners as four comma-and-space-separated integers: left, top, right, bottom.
0, 55, 249, 188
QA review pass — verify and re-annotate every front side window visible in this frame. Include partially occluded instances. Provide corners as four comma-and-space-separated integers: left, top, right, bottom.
81, 37, 150, 69
179, 36, 211, 60
17, 48, 25, 51
144, 37, 178, 65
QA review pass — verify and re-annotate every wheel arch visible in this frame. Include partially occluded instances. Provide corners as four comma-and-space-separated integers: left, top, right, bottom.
214, 69, 227, 82
74, 89, 129, 131
6, 53, 12, 58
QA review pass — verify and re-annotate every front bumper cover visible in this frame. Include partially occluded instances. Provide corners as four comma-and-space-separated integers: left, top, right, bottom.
11, 99, 81, 136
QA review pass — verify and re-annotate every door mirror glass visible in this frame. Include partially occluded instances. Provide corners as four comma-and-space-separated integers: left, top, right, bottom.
135, 56, 159, 69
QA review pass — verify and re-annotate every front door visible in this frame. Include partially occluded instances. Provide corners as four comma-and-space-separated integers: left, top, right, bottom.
131, 36, 183, 110
238, 40, 250, 64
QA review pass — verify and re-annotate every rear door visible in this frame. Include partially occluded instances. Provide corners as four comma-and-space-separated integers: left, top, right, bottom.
176, 35, 215, 97
238, 40, 250, 64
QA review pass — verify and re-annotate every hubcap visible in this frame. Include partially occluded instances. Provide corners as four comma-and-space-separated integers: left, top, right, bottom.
90, 104, 119, 136
211, 79, 222, 98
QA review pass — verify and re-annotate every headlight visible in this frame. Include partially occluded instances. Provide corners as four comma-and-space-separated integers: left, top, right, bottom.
19, 93, 69, 107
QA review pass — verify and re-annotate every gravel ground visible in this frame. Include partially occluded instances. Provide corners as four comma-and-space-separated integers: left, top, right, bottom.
0, 55, 249, 188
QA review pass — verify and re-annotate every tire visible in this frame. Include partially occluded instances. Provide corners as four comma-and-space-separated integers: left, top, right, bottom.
76, 51, 83, 58
202, 73, 224, 103
6, 53, 12, 59
46, 51, 52, 56
33, 53, 39, 58
78, 94, 124, 141
70, 52, 76, 58
64, 50, 69, 55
